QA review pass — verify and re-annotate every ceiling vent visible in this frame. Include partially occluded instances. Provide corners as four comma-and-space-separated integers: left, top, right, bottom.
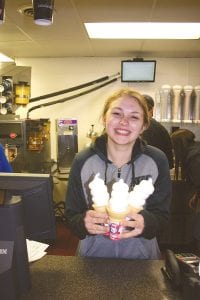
18, 5, 34, 17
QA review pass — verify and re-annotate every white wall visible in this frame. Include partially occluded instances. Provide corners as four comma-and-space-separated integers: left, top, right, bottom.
15, 57, 200, 160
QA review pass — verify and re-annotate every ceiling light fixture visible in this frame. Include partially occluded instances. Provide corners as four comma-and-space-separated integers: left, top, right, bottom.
32, 0, 54, 26
84, 22, 200, 39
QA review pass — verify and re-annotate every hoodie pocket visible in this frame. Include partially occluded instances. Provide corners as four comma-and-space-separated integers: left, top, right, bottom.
79, 235, 117, 258
118, 237, 161, 259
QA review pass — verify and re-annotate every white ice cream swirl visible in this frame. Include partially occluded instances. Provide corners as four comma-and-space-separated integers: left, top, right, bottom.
89, 173, 109, 206
109, 179, 129, 212
128, 178, 154, 208
89, 174, 154, 213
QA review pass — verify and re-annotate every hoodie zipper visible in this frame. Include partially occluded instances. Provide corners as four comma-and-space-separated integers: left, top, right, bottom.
117, 168, 121, 178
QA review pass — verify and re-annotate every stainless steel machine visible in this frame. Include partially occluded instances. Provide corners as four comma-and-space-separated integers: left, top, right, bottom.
0, 118, 52, 173
56, 118, 78, 174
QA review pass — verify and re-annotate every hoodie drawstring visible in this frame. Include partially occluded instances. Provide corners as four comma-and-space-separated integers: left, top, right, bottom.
104, 161, 135, 191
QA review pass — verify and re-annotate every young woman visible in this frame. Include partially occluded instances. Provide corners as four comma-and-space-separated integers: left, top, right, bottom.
65, 88, 171, 259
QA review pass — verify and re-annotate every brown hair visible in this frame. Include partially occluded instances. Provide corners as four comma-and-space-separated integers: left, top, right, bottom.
101, 88, 150, 128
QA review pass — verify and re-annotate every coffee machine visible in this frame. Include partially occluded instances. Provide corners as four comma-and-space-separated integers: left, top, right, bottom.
0, 118, 52, 173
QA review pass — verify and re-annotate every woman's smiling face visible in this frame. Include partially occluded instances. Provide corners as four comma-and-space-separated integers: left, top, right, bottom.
104, 95, 145, 146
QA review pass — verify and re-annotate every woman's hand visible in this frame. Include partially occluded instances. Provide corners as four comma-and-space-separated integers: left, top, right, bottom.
84, 209, 109, 235
119, 213, 145, 239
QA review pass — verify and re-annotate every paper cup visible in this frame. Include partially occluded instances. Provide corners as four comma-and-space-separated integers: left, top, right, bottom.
106, 206, 129, 240
92, 204, 110, 236
128, 205, 142, 214
106, 206, 129, 221
92, 204, 107, 213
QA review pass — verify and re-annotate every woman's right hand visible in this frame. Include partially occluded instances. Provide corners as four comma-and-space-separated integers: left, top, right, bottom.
84, 210, 109, 235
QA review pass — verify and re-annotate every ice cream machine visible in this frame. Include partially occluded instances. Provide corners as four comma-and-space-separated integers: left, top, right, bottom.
56, 119, 78, 173
0, 118, 52, 173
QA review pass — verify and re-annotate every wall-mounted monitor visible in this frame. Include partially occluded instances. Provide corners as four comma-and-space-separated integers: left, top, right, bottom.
121, 60, 156, 82
0, 173, 56, 242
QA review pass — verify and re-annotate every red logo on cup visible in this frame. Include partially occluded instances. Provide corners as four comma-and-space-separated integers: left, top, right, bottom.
9, 132, 17, 139
109, 222, 122, 240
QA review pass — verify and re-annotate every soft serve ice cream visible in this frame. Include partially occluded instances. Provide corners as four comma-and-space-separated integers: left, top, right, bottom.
89, 173, 155, 240
128, 178, 154, 212
89, 173, 109, 212
107, 177, 154, 240
107, 179, 130, 240
108, 179, 129, 213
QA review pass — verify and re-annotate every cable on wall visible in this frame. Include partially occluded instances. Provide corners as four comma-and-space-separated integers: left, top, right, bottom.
27, 74, 120, 118
29, 73, 120, 102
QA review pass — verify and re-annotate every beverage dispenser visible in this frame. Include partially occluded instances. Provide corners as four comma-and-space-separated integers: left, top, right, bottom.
25, 118, 51, 173
0, 118, 52, 173
56, 119, 78, 174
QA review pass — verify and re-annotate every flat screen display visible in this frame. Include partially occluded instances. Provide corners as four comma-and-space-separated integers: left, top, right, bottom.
0, 172, 56, 242
121, 60, 156, 82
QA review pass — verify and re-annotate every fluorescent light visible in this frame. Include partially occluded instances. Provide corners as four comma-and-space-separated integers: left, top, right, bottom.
0, 53, 14, 62
84, 22, 200, 39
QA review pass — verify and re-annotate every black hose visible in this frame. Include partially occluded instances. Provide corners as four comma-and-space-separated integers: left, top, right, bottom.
27, 76, 119, 118
29, 73, 120, 102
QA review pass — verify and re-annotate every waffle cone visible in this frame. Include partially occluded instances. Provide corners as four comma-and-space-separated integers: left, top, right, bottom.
128, 204, 142, 214
106, 206, 129, 222
92, 204, 107, 213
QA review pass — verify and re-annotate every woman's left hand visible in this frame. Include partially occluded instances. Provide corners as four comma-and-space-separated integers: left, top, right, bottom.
119, 213, 145, 239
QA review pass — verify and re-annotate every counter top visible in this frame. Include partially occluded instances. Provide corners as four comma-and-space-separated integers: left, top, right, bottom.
21, 255, 181, 300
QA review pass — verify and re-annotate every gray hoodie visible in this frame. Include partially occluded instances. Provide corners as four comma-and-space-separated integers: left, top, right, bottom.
65, 135, 171, 259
